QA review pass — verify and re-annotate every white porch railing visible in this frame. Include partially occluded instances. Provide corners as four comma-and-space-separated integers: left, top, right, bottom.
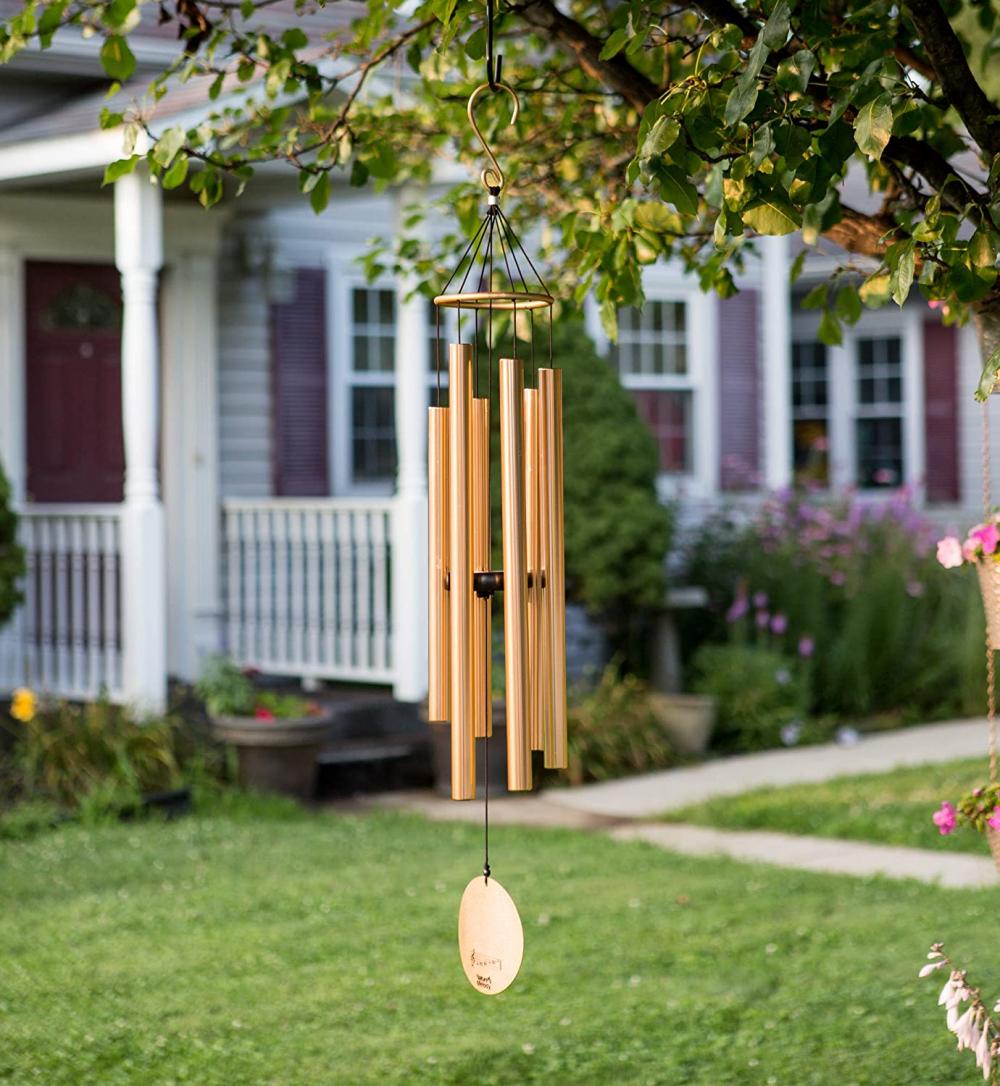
222, 498, 394, 684
0, 505, 124, 701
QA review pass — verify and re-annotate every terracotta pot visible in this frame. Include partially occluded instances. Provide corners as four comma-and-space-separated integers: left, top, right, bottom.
649, 693, 716, 755
209, 714, 331, 800
977, 561, 1000, 651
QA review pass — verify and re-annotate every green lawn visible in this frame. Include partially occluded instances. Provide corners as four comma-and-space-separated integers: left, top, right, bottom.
667, 758, 992, 854
1, 797, 996, 1086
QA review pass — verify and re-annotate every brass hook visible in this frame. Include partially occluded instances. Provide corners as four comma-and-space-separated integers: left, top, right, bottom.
466, 80, 520, 194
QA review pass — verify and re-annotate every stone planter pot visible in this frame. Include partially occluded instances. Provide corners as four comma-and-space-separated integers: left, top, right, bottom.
978, 561, 1000, 651
428, 701, 512, 798
649, 693, 716, 755
209, 713, 331, 800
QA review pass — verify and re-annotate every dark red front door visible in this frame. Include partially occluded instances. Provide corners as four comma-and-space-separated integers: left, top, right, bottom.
25, 261, 124, 503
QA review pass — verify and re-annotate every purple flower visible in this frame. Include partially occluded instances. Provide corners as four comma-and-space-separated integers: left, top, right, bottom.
932, 802, 957, 836
755, 610, 770, 629
798, 636, 814, 659
770, 613, 788, 635
753, 591, 768, 609
726, 595, 749, 623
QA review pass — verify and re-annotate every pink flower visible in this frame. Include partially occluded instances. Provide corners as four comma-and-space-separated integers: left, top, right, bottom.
974, 523, 1000, 556
771, 613, 788, 635
798, 636, 814, 659
726, 595, 749, 623
987, 808, 1000, 832
936, 536, 964, 569
963, 538, 980, 561
254, 706, 276, 720
753, 591, 768, 609
755, 610, 770, 629
932, 802, 957, 836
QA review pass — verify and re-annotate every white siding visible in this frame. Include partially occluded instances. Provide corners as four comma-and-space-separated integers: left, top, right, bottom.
216, 191, 407, 499
218, 225, 273, 497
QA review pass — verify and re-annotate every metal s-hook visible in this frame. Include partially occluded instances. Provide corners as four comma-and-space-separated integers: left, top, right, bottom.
467, 80, 520, 194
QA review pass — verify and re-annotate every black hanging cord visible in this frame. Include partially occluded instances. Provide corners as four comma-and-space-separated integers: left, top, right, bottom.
486, 0, 502, 90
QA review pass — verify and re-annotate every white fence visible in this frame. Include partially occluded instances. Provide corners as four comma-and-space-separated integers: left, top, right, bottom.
0, 505, 124, 700
222, 498, 394, 684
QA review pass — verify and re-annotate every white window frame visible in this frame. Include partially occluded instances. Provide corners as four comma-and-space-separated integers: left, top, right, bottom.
587, 276, 717, 499
328, 264, 398, 497
791, 297, 924, 498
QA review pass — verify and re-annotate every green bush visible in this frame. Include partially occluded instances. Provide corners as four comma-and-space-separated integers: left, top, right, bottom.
195, 655, 316, 718
565, 663, 678, 784
679, 491, 984, 726
690, 643, 809, 752
478, 318, 673, 665
0, 460, 25, 629
6, 696, 181, 812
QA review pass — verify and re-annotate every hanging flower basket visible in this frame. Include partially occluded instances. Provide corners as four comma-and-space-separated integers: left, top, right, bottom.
931, 787, 1000, 875
977, 560, 1000, 651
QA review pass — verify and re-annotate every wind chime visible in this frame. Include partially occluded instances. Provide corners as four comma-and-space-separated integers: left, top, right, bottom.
427, 56, 568, 995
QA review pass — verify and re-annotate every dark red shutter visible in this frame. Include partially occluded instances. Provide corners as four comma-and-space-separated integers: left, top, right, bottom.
270, 268, 330, 497
924, 319, 960, 503
718, 290, 760, 491
25, 261, 124, 503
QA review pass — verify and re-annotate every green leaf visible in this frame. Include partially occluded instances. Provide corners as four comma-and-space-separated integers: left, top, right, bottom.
654, 162, 699, 216
775, 49, 816, 95
309, 173, 330, 214
859, 271, 892, 308
801, 283, 827, 309
100, 34, 136, 82
634, 202, 682, 234
976, 343, 1000, 402
741, 197, 800, 235
281, 27, 308, 50
639, 116, 680, 160
818, 308, 843, 346
834, 284, 863, 323
599, 25, 630, 61
854, 93, 893, 161
761, 0, 791, 49
724, 36, 768, 125
970, 229, 997, 269
162, 153, 189, 190
101, 155, 140, 186
891, 241, 915, 306
152, 127, 185, 168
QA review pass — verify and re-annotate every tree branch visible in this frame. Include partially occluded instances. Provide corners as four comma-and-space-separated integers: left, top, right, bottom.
902, 0, 1000, 157
824, 204, 898, 261
518, 0, 658, 112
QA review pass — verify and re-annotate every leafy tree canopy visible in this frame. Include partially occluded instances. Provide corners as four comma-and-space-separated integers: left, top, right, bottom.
3, 0, 999, 381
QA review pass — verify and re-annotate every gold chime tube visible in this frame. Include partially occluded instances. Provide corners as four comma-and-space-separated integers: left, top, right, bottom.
499, 357, 532, 791
540, 367, 568, 769
471, 396, 493, 739
448, 343, 476, 800
523, 388, 545, 751
427, 405, 450, 723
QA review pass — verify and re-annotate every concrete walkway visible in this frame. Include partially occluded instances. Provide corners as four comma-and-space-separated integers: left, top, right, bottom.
610, 823, 998, 889
360, 718, 1000, 889
545, 717, 991, 819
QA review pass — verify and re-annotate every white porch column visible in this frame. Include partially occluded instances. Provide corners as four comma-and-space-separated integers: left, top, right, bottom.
761, 235, 793, 491
0, 241, 25, 502
115, 167, 167, 712
161, 247, 222, 681
391, 192, 429, 703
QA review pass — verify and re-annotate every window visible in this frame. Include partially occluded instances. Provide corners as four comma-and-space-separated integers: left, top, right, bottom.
612, 300, 692, 473
350, 287, 397, 483
855, 336, 904, 488
791, 341, 830, 486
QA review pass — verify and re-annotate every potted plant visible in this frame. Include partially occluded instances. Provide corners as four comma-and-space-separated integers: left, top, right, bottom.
196, 656, 331, 800
937, 522, 1000, 648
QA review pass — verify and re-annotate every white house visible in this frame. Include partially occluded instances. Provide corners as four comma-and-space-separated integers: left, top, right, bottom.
0, 9, 991, 711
